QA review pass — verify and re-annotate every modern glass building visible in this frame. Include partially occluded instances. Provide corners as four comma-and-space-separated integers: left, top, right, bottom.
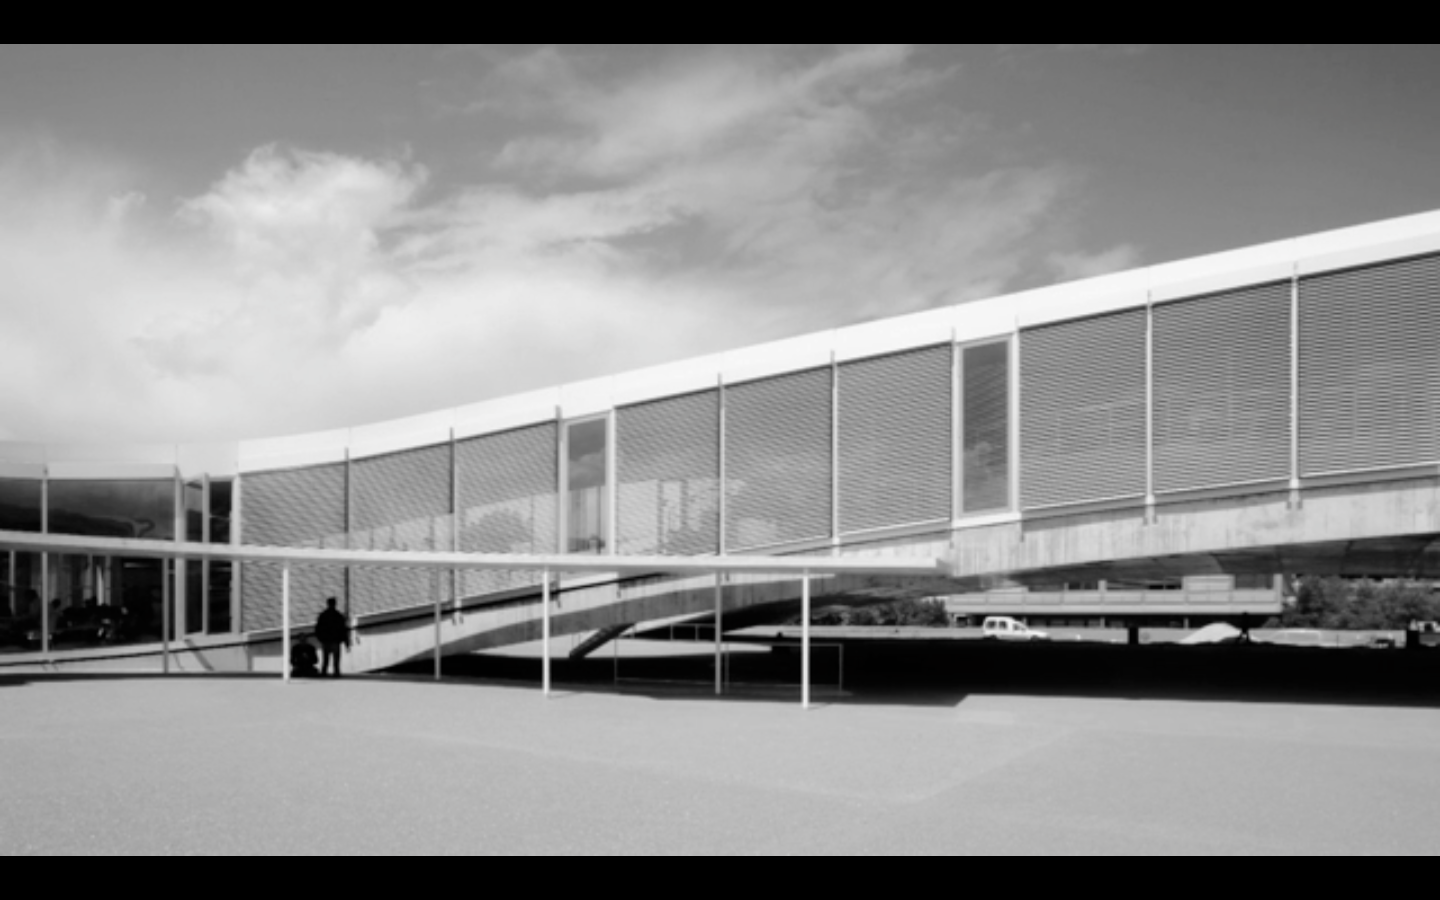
3, 209, 1439, 663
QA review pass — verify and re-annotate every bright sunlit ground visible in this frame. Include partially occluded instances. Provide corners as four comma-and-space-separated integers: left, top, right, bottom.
3, 672, 1440, 855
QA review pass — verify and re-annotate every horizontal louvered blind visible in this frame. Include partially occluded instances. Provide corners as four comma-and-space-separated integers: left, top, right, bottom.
1154, 282, 1292, 493
240, 464, 347, 632
725, 368, 833, 551
456, 424, 557, 600
351, 445, 453, 616
1021, 310, 1147, 509
963, 342, 1011, 513
1300, 254, 1440, 476
838, 346, 952, 534
617, 391, 720, 556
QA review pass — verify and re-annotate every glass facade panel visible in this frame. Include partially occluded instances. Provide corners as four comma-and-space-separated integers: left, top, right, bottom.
186, 482, 204, 543
208, 562, 233, 635
0, 478, 42, 533
208, 481, 234, 634
0, 552, 41, 653
567, 419, 609, 554
456, 424, 558, 600
35, 555, 171, 650
963, 342, 1011, 513
210, 481, 233, 545
48, 480, 176, 541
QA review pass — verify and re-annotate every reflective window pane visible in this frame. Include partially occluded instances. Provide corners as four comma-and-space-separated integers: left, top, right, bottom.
0, 552, 41, 653
0, 478, 42, 533
208, 561, 233, 635
185, 559, 203, 636
48, 480, 176, 541
186, 482, 204, 543
209, 480, 233, 545
30, 556, 172, 651
567, 419, 608, 554
963, 343, 1011, 513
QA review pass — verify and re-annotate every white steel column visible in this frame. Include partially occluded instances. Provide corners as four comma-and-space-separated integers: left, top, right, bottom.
542, 569, 552, 698
451, 428, 462, 623
717, 373, 727, 557
231, 476, 242, 634
173, 472, 185, 638
161, 559, 171, 675
434, 589, 442, 682
830, 352, 840, 547
40, 476, 48, 660
1144, 295, 1156, 523
1290, 267, 1302, 499
606, 410, 618, 557
801, 571, 811, 710
40, 552, 49, 659
281, 564, 291, 684
714, 573, 723, 697
1009, 326, 1022, 513
201, 477, 211, 636
952, 331, 963, 521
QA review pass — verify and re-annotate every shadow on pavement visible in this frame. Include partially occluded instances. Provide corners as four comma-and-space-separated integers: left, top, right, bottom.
386, 640, 1440, 710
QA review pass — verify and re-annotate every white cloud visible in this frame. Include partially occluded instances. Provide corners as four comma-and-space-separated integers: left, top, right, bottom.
0, 46, 1140, 445
1048, 244, 1144, 283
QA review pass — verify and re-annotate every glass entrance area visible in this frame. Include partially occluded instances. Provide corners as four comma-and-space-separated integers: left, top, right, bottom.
566, 418, 609, 555
43, 556, 173, 651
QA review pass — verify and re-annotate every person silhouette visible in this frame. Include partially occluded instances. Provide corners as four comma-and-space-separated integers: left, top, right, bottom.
315, 597, 350, 679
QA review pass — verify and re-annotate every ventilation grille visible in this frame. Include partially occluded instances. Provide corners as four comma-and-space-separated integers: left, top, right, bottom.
617, 391, 720, 556
963, 342, 1011, 513
240, 464, 347, 633
1301, 254, 1440, 476
838, 346, 952, 533
725, 368, 833, 550
456, 424, 557, 600
1021, 311, 1147, 509
351, 444, 453, 617
1154, 282, 1292, 493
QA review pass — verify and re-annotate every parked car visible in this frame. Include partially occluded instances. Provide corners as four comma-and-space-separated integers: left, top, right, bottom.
982, 617, 1050, 642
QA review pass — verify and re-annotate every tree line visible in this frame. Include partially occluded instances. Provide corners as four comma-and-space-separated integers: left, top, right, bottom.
1274, 577, 1440, 631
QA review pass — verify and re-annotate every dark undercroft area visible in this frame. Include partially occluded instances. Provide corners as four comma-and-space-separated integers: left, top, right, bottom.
388, 640, 1440, 710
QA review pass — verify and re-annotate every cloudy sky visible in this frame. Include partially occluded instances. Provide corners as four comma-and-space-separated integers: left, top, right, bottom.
3, 44, 1440, 444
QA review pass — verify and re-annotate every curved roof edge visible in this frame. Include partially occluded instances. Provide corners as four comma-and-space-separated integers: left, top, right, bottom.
5, 208, 1440, 475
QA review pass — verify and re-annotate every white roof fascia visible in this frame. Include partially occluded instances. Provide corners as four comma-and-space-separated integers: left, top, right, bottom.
452, 387, 561, 441
558, 375, 617, 421
1016, 275, 1152, 330
47, 462, 178, 482
349, 409, 456, 462
954, 298, 1022, 346
1151, 261, 1299, 305
833, 306, 956, 364
722, 330, 837, 385
44, 443, 178, 466
239, 429, 350, 474
0, 462, 44, 480
1298, 230, 1440, 278
612, 353, 725, 408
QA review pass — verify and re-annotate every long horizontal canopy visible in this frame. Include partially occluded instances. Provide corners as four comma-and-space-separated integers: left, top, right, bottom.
0, 530, 949, 578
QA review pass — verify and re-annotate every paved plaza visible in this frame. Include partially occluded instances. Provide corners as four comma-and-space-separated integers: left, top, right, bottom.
3, 671, 1440, 855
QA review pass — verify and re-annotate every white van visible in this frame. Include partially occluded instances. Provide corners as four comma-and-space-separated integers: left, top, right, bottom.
982, 617, 1050, 642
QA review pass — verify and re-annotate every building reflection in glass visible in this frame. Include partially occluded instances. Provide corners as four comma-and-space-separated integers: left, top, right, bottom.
567, 419, 609, 554
48, 480, 175, 541
0, 479, 42, 533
